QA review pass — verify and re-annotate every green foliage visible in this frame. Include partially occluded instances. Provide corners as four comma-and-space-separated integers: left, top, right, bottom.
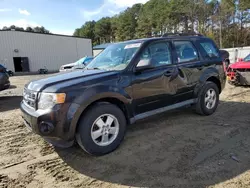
74, 0, 250, 48
33, 26, 50, 34
95, 17, 112, 44
1, 25, 50, 33
74, 21, 96, 42
115, 4, 142, 41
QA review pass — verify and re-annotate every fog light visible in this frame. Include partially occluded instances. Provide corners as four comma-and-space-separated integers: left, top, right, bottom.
39, 122, 54, 134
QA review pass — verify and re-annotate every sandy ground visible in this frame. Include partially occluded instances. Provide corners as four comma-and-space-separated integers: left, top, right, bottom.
0, 75, 250, 188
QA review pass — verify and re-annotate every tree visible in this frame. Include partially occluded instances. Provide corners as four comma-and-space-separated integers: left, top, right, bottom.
26, 27, 34, 32
10, 25, 16, 30
1, 25, 50, 33
73, 21, 97, 44
94, 17, 112, 44
110, 16, 119, 42
73, 28, 81, 36
72, 0, 250, 48
116, 4, 142, 41
33, 26, 50, 33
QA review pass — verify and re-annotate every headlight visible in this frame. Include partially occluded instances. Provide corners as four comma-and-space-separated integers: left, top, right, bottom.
38, 93, 66, 110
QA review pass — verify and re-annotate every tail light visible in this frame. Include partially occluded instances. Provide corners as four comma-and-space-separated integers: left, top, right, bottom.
226, 68, 236, 80
222, 61, 227, 72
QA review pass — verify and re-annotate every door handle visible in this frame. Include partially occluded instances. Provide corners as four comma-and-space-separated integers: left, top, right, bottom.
197, 66, 204, 70
164, 69, 175, 76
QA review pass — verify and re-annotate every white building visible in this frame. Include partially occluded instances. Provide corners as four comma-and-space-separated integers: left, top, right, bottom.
93, 43, 110, 57
222, 46, 250, 64
0, 30, 92, 72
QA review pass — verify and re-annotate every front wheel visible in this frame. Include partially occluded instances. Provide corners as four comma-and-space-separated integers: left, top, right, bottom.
76, 103, 126, 156
195, 81, 219, 115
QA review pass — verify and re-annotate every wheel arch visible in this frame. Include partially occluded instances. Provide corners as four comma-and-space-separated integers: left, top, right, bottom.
206, 76, 221, 93
194, 68, 222, 98
77, 97, 131, 126
69, 93, 132, 140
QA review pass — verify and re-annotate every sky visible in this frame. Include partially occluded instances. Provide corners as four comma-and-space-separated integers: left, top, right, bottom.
0, 0, 149, 35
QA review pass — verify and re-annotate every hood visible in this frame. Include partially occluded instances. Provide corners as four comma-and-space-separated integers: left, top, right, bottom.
229, 61, 250, 69
26, 70, 118, 92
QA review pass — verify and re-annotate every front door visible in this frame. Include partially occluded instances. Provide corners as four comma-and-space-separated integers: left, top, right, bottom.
131, 41, 179, 115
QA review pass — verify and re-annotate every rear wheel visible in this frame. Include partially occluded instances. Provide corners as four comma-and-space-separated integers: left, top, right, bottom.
195, 81, 219, 115
76, 103, 126, 156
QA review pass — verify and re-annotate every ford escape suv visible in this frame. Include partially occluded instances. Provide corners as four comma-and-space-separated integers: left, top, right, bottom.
21, 34, 226, 156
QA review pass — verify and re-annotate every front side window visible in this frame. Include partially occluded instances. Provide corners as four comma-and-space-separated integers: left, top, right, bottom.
200, 41, 219, 59
244, 54, 250, 62
140, 42, 172, 67
86, 42, 141, 71
174, 41, 198, 63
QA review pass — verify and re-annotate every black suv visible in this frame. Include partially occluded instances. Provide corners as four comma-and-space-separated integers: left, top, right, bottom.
21, 34, 226, 155
0, 64, 10, 91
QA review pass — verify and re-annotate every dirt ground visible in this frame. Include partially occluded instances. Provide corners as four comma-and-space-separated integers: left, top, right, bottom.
0, 75, 250, 188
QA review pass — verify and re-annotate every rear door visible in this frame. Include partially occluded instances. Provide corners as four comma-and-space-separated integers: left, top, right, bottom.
197, 38, 224, 81
171, 40, 204, 103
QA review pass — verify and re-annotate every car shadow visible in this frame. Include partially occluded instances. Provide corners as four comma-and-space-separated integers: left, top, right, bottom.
54, 100, 250, 187
8, 85, 17, 89
0, 96, 22, 112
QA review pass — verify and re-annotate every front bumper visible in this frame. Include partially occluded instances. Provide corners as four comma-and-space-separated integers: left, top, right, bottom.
20, 101, 74, 148
227, 71, 250, 85
0, 81, 10, 91
0, 74, 10, 91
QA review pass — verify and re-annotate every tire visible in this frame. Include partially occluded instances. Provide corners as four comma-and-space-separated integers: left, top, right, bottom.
228, 80, 237, 86
195, 81, 219, 116
76, 103, 126, 156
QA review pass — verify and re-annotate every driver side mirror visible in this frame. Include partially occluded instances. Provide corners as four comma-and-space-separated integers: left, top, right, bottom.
135, 59, 154, 72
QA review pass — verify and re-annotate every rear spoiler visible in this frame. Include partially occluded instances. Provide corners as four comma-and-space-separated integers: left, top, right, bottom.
219, 50, 229, 61
219, 50, 230, 72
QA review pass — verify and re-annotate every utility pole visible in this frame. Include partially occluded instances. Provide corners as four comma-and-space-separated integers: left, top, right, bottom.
215, 0, 222, 48
218, 1, 222, 49
219, 18, 222, 48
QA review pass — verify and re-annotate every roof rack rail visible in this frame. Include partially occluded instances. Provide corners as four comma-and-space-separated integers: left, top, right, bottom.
161, 32, 203, 37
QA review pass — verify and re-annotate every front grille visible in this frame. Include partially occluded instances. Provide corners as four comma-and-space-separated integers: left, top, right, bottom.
23, 88, 37, 109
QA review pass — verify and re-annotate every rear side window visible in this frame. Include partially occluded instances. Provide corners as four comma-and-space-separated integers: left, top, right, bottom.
200, 41, 219, 59
174, 41, 199, 63
140, 42, 172, 67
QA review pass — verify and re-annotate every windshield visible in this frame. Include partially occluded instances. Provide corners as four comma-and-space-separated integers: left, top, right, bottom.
244, 54, 250, 62
75, 56, 93, 65
75, 57, 85, 64
86, 42, 141, 71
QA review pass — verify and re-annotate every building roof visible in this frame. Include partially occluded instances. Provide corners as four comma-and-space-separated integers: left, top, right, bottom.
0, 30, 90, 40
93, 43, 111, 50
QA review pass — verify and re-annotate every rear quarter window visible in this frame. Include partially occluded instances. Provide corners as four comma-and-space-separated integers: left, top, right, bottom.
199, 41, 220, 59
173, 41, 199, 63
